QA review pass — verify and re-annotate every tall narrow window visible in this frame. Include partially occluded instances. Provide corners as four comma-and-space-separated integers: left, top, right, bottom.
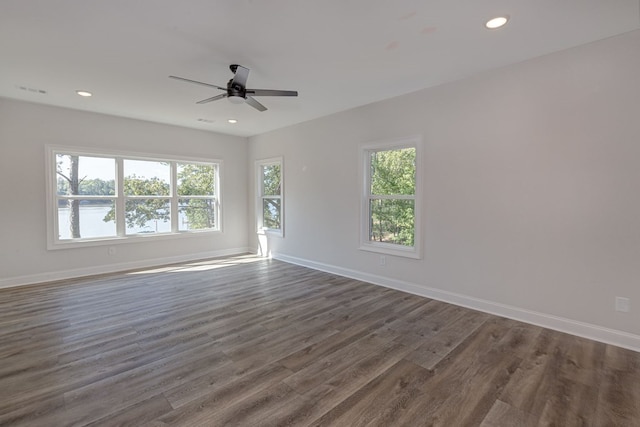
256, 157, 283, 235
123, 159, 171, 235
360, 137, 421, 258
177, 163, 218, 231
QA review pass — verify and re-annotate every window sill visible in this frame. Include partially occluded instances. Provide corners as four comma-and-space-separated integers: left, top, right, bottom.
47, 229, 221, 250
359, 242, 421, 259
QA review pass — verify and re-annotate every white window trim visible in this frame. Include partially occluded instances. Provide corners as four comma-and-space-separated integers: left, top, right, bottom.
255, 156, 284, 237
45, 145, 223, 250
359, 136, 422, 259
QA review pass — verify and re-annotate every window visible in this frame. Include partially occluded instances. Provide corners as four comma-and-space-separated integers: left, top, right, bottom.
360, 136, 421, 258
122, 159, 171, 235
47, 146, 220, 248
177, 163, 218, 231
256, 157, 283, 235
55, 155, 117, 240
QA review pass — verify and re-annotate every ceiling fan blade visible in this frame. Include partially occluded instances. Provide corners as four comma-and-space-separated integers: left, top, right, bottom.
247, 89, 298, 97
231, 65, 250, 88
169, 76, 226, 91
245, 96, 267, 112
196, 93, 227, 104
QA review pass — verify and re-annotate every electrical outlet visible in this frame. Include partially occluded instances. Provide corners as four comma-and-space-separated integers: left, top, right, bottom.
615, 297, 630, 313
379, 255, 386, 266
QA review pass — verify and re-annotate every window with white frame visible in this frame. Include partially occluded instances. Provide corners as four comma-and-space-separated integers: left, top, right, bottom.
256, 157, 283, 235
360, 137, 421, 258
47, 147, 220, 248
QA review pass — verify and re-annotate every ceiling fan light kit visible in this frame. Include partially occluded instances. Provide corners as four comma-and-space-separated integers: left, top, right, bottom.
169, 64, 298, 112
227, 95, 245, 104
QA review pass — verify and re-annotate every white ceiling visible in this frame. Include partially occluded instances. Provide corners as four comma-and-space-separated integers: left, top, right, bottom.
1, 1, 639, 137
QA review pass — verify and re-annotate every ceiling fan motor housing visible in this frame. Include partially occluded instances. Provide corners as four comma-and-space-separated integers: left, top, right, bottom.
227, 79, 246, 99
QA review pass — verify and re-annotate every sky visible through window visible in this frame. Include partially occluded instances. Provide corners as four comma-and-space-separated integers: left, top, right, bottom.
58, 155, 170, 181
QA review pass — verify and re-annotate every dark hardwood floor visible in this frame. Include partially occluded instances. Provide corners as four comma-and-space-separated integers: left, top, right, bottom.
1, 255, 638, 426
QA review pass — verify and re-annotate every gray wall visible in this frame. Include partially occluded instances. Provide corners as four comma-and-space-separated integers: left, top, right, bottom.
248, 30, 640, 344
2, 30, 639, 349
0, 99, 249, 284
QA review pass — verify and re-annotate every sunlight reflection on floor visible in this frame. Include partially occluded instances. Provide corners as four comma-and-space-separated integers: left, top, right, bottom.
125, 254, 266, 275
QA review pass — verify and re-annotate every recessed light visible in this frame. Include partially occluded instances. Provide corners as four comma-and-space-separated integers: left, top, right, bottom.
76, 90, 92, 97
228, 119, 238, 124
485, 15, 509, 29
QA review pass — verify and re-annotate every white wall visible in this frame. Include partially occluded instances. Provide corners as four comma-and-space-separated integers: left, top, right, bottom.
249, 30, 640, 348
0, 99, 249, 285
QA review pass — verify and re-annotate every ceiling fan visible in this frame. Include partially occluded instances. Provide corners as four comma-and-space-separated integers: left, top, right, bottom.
169, 64, 298, 112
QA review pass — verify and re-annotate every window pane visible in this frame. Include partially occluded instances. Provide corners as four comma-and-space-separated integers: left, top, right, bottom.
370, 148, 415, 196
57, 201, 116, 239
262, 164, 281, 196
178, 198, 216, 231
369, 199, 414, 246
56, 154, 115, 196
124, 199, 171, 234
123, 160, 170, 196
262, 198, 281, 229
177, 163, 216, 196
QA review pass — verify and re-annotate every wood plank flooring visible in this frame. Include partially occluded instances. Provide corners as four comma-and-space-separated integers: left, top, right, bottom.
0, 255, 638, 426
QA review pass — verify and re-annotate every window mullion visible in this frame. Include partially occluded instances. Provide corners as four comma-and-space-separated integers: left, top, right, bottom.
368, 194, 415, 200
170, 162, 178, 233
116, 157, 125, 237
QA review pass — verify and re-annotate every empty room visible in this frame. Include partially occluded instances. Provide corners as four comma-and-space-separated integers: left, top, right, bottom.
1, 1, 640, 425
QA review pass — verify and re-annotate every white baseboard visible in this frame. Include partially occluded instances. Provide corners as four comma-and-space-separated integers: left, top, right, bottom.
0, 247, 251, 289
273, 252, 640, 352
